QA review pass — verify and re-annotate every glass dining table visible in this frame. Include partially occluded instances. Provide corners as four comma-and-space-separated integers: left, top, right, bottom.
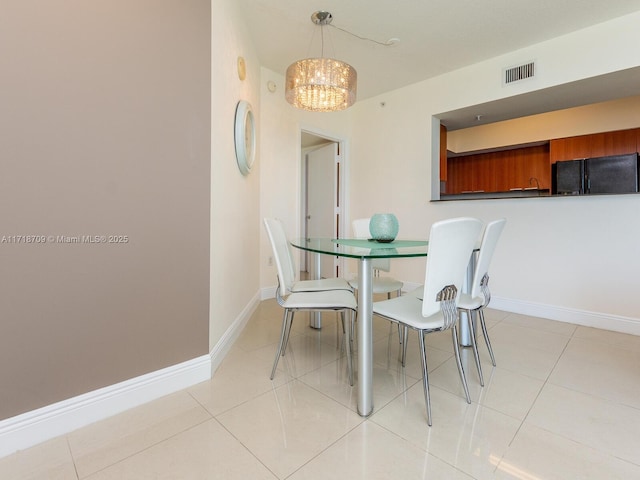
290, 237, 478, 417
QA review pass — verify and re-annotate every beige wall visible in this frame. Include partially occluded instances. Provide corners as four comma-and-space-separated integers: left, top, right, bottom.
0, 0, 211, 420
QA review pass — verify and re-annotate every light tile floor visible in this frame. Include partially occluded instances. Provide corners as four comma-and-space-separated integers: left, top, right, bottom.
2, 298, 640, 479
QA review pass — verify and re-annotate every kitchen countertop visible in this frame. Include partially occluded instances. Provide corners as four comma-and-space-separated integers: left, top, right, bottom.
439, 189, 551, 200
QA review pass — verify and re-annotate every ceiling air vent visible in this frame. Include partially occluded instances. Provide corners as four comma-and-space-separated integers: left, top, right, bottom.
503, 61, 535, 85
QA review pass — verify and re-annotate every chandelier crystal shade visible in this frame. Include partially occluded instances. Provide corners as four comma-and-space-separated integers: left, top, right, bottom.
285, 12, 357, 112
285, 58, 357, 112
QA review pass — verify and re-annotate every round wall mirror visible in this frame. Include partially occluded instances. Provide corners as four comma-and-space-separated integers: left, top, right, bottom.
234, 100, 255, 175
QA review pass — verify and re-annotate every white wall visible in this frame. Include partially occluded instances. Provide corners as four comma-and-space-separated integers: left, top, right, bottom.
345, 11, 640, 334
258, 11, 640, 335
210, 0, 262, 350
259, 67, 351, 289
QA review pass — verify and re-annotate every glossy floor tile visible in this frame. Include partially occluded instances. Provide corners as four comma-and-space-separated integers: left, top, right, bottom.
494, 423, 640, 480
85, 420, 276, 480
0, 437, 76, 480
288, 421, 475, 480
2, 301, 640, 479
525, 383, 640, 465
547, 336, 640, 408
217, 380, 363, 479
66, 391, 211, 478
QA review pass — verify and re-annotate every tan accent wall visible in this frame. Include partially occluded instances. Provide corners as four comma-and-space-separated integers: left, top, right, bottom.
0, 0, 211, 420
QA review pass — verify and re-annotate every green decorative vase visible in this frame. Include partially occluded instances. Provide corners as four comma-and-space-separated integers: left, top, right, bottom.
369, 214, 399, 243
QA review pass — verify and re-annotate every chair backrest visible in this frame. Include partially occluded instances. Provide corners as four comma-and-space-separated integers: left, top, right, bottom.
352, 218, 390, 272
470, 218, 506, 299
421, 217, 483, 318
264, 218, 296, 296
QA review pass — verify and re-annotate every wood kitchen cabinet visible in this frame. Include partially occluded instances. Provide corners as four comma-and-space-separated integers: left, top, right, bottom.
474, 152, 497, 192
550, 127, 640, 163
524, 145, 551, 189
446, 144, 549, 194
446, 154, 499, 194
590, 128, 638, 157
440, 124, 447, 181
496, 149, 527, 192
549, 136, 591, 163
446, 155, 475, 193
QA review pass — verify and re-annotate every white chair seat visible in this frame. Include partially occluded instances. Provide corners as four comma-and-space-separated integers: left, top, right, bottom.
282, 289, 357, 310
456, 293, 484, 310
372, 295, 445, 330
348, 276, 403, 295
406, 286, 423, 299
292, 277, 352, 292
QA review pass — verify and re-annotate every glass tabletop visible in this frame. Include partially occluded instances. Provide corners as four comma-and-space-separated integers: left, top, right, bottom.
290, 237, 429, 259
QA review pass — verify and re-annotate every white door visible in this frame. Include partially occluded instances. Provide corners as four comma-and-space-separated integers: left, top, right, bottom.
306, 142, 338, 278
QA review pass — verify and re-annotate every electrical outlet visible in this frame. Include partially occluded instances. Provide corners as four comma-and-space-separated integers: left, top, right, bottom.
268, 256, 273, 266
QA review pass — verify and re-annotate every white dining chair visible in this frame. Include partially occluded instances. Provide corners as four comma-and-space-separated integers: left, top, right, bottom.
458, 218, 506, 374
264, 218, 357, 385
264, 218, 352, 293
372, 217, 483, 425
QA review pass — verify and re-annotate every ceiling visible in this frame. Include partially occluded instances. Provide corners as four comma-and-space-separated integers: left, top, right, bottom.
238, 0, 640, 130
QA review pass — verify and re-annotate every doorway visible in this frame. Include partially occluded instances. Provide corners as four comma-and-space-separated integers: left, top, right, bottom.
300, 130, 347, 279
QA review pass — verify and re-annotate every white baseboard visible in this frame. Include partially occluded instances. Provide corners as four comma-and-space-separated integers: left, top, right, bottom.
210, 291, 261, 373
0, 355, 211, 458
490, 296, 640, 336
0, 291, 263, 459
405, 282, 640, 336
261, 285, 277, 300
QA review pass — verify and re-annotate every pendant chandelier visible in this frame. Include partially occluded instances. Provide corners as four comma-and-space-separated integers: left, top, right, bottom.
285, 11, 357, 112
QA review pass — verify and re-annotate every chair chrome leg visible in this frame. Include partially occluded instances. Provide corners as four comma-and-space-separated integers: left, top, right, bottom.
479, 309, 496, 366
417, 329, 432, 426
451, 325, 471, 403
345, 311, 354, 386
270, 310, 291, 380
281, 311, 295, 355
401, 326, 408, 366
466, 309, 484, 386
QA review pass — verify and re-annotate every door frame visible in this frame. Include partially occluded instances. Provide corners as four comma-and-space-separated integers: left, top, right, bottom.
299, 126, 349, 277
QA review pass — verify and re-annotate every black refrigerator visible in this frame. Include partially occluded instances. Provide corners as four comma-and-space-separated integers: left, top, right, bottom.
554, 153, 639, 195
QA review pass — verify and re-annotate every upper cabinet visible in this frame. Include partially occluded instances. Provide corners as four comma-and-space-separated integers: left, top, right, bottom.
549, 136, 591, 163
550, 128, 640, 163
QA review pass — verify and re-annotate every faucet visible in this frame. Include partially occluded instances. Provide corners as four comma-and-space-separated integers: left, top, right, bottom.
529, 177, 540, 189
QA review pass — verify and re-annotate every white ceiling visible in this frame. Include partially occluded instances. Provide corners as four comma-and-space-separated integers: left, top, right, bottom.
239, 0, 640, 130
